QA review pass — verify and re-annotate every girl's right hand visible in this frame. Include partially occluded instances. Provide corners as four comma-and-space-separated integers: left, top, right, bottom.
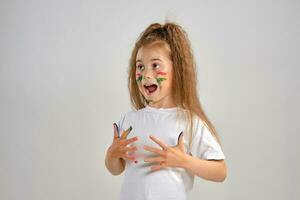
107, 123, 138, 161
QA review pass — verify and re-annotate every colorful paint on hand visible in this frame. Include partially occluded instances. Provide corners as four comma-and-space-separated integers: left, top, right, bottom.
156, 77, 167, 84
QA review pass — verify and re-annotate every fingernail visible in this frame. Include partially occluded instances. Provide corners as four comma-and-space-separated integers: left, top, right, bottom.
178, 131, 183, 143
113, 123, 119, 130
113, 123, 120, 137
126, 126, 132, 132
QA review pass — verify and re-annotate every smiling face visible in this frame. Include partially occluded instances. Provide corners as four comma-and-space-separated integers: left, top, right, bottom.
135, 41, 175, 108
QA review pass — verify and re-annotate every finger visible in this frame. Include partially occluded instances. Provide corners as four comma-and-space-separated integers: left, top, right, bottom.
177, 131, 183, 144
123, 136, 138, 146
149, 135, 169, 150
121, 126, 133, 139
144, 156, 164, 163
122, 146, 138, 153
150, 164, 165, 171
122, 154, 136, 161
143, 145, 165, 156
113, 123, 119, 140
177, 131, 184, 150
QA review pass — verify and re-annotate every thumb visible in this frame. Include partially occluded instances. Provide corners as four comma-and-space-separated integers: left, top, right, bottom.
177, 131, 184, 150
113, 123, 119, 140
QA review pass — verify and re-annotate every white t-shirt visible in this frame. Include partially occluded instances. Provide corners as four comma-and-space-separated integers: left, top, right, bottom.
116, 105, 225, 200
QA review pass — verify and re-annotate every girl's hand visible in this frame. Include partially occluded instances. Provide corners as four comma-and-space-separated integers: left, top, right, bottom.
143, 132, 189, 171
107, 124, 138, 162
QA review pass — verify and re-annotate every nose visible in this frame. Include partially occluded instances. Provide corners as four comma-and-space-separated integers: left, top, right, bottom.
144, 66, 154, 79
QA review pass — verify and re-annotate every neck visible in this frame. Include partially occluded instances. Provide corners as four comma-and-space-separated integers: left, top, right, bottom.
148, 95, 176, 109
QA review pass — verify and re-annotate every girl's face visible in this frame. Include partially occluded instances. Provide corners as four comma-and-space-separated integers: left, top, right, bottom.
135, 42, 175, 108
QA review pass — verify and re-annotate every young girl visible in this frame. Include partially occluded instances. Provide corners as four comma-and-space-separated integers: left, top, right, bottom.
105, 22, 227, 200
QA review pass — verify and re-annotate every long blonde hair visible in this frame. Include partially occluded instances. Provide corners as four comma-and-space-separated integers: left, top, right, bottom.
128, 22, 222, 147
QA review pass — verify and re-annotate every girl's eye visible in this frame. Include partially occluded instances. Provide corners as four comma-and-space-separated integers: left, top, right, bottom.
137, 64, 144, 70
153, 63, 160, 69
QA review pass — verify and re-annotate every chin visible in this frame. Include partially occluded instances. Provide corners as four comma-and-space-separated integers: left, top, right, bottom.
145, 97, 157, 102
144, 95, 158, 103
141, 91, 156, 100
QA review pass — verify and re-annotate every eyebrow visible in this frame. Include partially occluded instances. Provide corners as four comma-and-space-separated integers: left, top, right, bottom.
136, 58, 162, 63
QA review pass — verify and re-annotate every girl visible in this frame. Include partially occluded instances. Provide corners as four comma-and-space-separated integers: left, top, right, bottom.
105, 22, 227, 200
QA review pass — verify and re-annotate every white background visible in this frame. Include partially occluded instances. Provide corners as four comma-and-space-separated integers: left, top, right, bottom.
0, 0, 299, 199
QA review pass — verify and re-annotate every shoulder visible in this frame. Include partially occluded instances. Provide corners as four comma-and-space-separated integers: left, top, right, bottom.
190, 114, 214, 141
191, 114, 206, 131
189, 115, 225, 160
118, 109, 136, 121
118, 107, 146, 121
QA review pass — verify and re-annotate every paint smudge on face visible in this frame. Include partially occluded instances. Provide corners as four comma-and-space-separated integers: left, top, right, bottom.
156, 77, 167, 84
136, 73, 143, 82
137, 75, 143, 82
157, 71, 167, 76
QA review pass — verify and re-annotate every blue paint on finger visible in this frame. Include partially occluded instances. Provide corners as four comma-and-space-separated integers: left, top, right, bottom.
113, 123, 120, 138
177, 131, 183, 143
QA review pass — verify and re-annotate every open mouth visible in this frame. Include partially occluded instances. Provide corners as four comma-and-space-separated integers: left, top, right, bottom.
144, 84, 158, 94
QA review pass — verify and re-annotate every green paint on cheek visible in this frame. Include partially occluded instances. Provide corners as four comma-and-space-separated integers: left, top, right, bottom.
137, 76, 143, 82
156, 77, 167, 84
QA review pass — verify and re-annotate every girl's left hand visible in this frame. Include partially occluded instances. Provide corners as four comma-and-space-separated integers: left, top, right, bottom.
143, 132, 189, 171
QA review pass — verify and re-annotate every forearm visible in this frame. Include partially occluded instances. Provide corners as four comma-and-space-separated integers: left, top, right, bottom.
182, 155, 227, 182
105, 147, 125, 176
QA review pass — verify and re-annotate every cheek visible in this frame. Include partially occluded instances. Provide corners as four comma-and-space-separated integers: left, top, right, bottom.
162, 74, 173, 90
157, 71, 167, 76
156, 77, 167, 84
166, 76, 172, 87
137, 82, 144, 92
158, 71, 172, 85
136, 73, 143, 83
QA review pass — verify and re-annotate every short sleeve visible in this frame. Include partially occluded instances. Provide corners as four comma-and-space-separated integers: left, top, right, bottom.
189, 119, 225, 160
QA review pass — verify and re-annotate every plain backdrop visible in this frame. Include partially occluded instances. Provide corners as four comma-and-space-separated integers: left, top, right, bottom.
1, 0, 299, 199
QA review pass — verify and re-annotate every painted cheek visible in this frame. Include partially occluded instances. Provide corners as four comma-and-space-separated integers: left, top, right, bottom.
156, 71, 167, 84
136, 73, 143, 82
136, 73, 141, 77
156, 77, 167, 84
157, 71, 167, 76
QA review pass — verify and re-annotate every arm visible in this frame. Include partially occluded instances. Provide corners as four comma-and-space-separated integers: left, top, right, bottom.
143, 134, 227, 182
105, 146, 125, 176
182, 155, 227, 182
